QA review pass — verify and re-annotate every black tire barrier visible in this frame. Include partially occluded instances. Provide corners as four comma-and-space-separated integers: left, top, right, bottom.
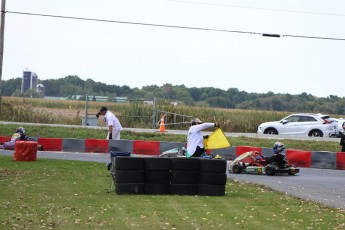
170, 157, 199, 171
144, 157, 171, 171
144, 170, 171, 184
171, 184, 198, 196
115, 183, 144, 195
198, 184, 226, 196
199, 158, 227, 173
145, 183, 171, 195
171, 171, 199, 184
114, 170, 144, 183
114, 157, 226, 196
115, 157, 144, 170
198, 172, 227, 185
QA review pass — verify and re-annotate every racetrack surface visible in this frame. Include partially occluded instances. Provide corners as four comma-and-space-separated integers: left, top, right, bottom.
227, 167, 345, 210
1, 149, 344, 210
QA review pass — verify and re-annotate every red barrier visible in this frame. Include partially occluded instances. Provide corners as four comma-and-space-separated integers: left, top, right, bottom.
286, 149, 311, 168
235, 146, 262, 163
14, 141, 37, 161
336, 152, 345, 170
133, 140, 160, 156
236, 146, 262, 156
85, 139, 108, 153
38, 138, 63, 151
0, 136, 10, 144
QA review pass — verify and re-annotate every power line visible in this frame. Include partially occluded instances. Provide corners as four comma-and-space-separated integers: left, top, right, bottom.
5, 10, 345, 41
165, 0, 345, 17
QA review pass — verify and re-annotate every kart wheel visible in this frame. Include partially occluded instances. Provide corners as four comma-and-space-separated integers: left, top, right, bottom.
288, 168, 297, 175
232, 164, 242, 174
265, 165, 276, 176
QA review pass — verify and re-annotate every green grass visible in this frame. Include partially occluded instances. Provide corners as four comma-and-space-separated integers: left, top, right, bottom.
0, 156, 344, 229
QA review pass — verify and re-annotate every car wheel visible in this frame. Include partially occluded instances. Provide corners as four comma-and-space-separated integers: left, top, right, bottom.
232, 164, 242, 174
309, 130, 323, 137
264, 128, 278, 135
265, 165, 276, 176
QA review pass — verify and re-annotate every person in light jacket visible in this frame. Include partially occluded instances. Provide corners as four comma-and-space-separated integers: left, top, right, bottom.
96, 106, 123, 140
186, 118, 219, 157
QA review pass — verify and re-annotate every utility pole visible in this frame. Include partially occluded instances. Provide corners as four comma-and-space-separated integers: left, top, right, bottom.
0, 0, 6, 118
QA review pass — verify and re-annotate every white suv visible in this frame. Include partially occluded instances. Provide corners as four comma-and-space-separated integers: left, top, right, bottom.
257, 113, 338, 137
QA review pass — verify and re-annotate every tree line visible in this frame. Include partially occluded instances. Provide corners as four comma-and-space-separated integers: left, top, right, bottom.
2, 75, 345, 115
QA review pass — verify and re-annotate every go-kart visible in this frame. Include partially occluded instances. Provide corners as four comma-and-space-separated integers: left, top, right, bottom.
159, 147, 219, 159
159, 147, 186, 157
228, 151, 299, 176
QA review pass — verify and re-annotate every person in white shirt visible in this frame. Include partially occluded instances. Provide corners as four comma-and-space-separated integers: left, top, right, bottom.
96, 106, 123, 140
187, 118, 219, 157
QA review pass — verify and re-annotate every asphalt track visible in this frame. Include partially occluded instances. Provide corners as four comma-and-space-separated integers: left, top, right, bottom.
227, 166, 345, 210
1, 149, 344, 210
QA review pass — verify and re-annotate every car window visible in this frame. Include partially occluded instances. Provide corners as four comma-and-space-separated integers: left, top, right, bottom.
298, 116, 316, 122
286, 116, 299, 122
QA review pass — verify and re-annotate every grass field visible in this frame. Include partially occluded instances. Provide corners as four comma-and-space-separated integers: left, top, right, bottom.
0, 156, 344, 230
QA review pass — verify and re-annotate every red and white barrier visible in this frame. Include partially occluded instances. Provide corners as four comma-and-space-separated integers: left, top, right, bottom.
1, 136, 344, 170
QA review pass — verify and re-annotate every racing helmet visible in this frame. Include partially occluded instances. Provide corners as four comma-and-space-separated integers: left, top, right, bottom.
273, 142, 285, 153
16, 127, 25, 134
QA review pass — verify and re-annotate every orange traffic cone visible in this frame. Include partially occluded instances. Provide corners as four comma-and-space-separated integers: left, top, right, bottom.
159, 116, 166, 132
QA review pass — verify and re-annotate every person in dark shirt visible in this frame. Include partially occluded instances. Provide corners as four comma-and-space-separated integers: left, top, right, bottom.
264, 141, 288, 168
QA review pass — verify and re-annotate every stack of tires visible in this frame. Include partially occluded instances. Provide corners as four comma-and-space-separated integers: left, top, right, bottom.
143, 157, 171, 195
114, 157, 227, 196
114, 156, 144, 195
170, 158, 199, 195
198, 158, 227, 196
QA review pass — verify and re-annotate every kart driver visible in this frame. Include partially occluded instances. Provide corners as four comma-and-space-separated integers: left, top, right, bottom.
250, 143, 288, 169
264, 142, 288, 167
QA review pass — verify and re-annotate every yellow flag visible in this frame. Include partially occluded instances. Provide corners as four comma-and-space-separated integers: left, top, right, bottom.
204, 128, 231, 150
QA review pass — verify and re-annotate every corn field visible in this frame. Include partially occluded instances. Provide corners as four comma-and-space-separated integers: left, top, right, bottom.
0, 97, 292, 133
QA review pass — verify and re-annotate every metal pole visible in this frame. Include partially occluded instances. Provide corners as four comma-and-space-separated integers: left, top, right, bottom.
0, 0, 6, 118
152, 97, 156, 128
85, 94, 88, 126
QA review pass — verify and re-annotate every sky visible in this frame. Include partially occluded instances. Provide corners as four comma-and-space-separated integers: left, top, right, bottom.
2, 0, 345, 98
